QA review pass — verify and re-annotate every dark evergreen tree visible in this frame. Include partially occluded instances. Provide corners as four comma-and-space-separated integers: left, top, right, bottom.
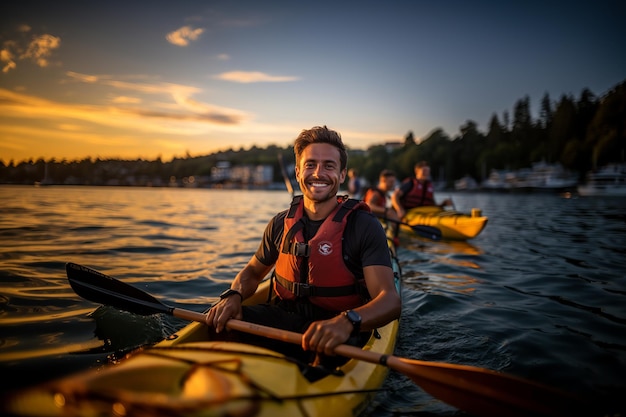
539, 92, 553, 129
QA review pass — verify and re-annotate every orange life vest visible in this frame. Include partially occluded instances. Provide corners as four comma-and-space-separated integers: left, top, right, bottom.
274, 196, 370, 312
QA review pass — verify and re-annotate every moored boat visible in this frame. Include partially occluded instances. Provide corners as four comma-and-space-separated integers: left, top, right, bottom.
479, 163, 578, 193
577, 164, 626, 197
1, 251, 402, 417
402, 206, 488, 240
454, 175, 479, 191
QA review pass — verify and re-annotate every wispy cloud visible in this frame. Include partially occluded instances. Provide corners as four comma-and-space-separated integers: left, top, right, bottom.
66, 71, 98, 83
215, 71, 300, 83
166, 26, 205, 46
64, 71, 249, 123
111, 96, 142, 104
1, 26, 61, 73
20, 34, 61, 67
67, 71, 199, 96
1, 68, 250, 132
0, 47, 17, 73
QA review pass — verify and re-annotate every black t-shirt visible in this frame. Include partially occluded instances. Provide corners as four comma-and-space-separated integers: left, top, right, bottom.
254, 208, 392, 277
398, 178, 414, 195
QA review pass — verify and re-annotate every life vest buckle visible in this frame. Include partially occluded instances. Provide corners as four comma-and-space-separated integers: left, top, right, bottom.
290, 242, 311, 257
293, 282, 314, 297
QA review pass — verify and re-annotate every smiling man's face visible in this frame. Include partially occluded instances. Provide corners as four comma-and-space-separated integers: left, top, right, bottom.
295, 143, 346, 203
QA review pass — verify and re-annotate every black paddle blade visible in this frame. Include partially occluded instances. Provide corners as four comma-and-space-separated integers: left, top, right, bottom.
66, 262, 172, 316
412, 225, 442, 241
377, 216, 442, 241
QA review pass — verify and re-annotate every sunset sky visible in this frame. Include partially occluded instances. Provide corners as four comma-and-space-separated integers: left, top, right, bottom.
1, 1, 624, 164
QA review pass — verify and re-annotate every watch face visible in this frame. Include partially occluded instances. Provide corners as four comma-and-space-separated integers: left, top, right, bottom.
347, 310, 361, 323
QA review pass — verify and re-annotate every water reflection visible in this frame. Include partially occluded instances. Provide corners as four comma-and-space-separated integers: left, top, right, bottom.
402, 273, 480, 295
403, 237, 483, 256
399, 236, 483, 296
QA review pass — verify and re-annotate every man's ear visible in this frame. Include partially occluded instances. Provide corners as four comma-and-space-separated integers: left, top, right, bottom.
339, 168, 347, 183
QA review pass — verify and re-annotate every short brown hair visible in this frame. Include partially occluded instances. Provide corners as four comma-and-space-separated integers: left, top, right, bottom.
380, 169, 396, 178
294, 126, 347, 170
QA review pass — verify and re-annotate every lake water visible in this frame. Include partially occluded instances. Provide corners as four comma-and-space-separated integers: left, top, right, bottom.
0, 185, 625, 416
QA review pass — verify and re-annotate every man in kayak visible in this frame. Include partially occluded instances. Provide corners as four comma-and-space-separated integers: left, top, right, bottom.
391, 160, 453, 219
364, 169, 400, 221
363, 169, 401, 245
207, 125, 401, 365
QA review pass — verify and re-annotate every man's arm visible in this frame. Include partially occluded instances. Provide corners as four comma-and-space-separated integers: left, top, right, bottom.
230, 255, 274, 301
347, 212, 401, 331
357, 264, 402, 330
391, 187, 406, 218
205, 255, 273, 333
438, 197, 454, 208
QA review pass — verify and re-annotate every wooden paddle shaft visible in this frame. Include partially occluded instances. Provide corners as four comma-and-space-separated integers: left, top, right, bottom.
173, 310, 586, 417
174, 309, 371, 352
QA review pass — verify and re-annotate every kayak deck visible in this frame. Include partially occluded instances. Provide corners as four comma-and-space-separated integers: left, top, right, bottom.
5, 338, 395, 417
403, 206, 488, 240
2, 247, 402, 417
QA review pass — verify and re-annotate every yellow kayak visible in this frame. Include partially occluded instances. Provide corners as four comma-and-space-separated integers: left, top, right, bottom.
2, 257, 590, 417
403, 206, 488, 240
2, 248, 402, 417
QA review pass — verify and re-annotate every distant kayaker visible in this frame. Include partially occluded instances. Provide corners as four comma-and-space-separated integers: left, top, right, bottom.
364, 169, 400, 219
347, 168, 362, 199
363, 169, 401, 242
207, 125, 401, 365
391, 160, 453, 219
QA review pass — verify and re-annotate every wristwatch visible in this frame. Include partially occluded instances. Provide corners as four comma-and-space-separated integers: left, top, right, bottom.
343, 310, 362, 336
219, 288, 243, 302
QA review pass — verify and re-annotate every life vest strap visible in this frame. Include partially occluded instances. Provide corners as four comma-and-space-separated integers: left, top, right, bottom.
275, 274, 359, 297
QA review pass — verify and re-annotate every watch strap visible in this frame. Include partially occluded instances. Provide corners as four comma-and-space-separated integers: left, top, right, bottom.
219, 288, 243, 302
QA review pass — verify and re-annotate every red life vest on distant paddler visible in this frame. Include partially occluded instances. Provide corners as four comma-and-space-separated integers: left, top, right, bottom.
363, 187, 387, 207
401, 178, 435, 208
274, 196, 370, 312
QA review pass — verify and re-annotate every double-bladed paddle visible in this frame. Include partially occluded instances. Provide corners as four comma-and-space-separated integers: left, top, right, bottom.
66, 262, 590, 417
377, 216, 442, 241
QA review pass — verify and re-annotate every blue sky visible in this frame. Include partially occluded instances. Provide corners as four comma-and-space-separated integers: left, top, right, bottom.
1, 1, 624, 163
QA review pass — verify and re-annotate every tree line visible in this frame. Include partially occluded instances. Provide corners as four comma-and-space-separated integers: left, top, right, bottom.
350, 79, 625, 186
1, 79, 624, 187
